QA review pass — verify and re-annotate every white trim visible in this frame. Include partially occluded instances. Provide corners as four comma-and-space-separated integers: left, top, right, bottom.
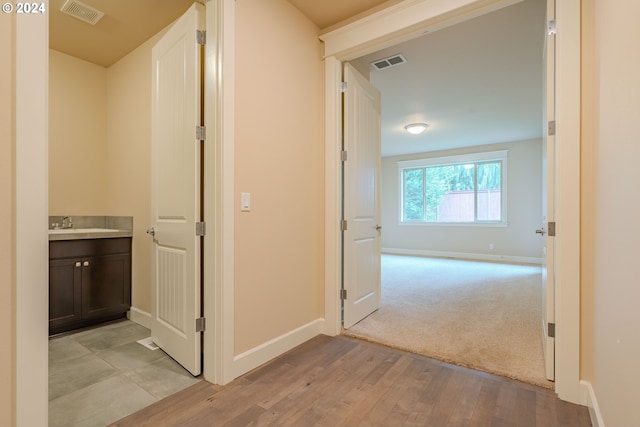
128, 307, 152, 329
553, 0, 582, 405
15, 6, 49, 426
398, 221, 508, 228
323, 56, 343, 337
383, 247, 542, 265
321, 0, 524, 60
203, 0, 236, 385
322, 0, 582, 405
397, 149, 508, 169
583, 381, 605, 427
232, 319, 325, 378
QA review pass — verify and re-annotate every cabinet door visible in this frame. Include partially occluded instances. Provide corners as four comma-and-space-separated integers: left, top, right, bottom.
81, 254, 131, 320
49, 258, 82, 330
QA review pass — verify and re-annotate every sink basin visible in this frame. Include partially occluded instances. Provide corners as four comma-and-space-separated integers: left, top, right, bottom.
49, 228, 120, 234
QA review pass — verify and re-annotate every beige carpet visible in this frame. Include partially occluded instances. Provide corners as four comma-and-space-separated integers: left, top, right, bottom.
344, 255, 554, 389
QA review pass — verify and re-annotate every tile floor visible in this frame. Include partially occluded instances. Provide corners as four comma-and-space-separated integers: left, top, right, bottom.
49, 319, 201, 427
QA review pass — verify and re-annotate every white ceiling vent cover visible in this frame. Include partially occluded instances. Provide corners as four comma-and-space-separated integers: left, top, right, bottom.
60, 0, 105, 25
371, 54, 407, 71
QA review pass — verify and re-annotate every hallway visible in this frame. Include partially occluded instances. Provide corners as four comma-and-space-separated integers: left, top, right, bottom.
111, 335, 591, 426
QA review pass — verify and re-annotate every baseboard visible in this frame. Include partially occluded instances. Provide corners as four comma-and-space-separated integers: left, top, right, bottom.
128, 306, 152, 329
382, 247, 542, 265
232, 318, 325, 378
582, 380, 605, 427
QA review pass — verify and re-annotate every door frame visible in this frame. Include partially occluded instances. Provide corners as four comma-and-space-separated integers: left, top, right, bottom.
203, 0, 236, 385
14, 6, 50, 426
321, 0, 583, 405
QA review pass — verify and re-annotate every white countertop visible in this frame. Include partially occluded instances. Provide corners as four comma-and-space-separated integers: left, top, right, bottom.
48, 228, 133, 241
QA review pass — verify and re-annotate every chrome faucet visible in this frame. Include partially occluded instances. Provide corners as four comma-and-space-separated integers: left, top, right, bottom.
61, 216, 73, 229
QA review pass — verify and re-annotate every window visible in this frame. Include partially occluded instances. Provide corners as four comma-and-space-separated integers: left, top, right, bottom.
399, 150, 507, 225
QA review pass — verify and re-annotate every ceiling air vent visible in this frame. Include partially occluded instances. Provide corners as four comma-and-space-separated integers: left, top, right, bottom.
371, 54, 407, 71
60, 0, 105, 26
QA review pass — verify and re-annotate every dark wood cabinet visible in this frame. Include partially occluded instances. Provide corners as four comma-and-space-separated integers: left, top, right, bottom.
49, 258, 83, 329
49, 238, 132, 335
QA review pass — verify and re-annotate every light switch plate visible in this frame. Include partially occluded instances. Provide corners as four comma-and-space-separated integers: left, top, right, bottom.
241, 192, 251, 212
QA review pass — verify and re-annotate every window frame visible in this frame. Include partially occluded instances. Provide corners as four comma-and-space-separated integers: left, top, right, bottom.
398, 150, 508, 227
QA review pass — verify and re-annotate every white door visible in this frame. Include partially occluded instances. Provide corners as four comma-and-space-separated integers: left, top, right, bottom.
150, 3, 205, 376
342, 63, 382, 329
540, 0, 556, 381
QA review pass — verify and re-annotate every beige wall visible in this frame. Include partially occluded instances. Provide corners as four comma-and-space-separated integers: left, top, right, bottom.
381, 139, 544, 260
234, 0, 325, 354
49, 50, 108, 215
105, 30, 167, 313
581, 1, 640, 425
0, 14, 15, 427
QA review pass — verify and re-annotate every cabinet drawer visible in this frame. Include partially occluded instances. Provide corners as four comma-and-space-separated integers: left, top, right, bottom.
50, 237, 131, 259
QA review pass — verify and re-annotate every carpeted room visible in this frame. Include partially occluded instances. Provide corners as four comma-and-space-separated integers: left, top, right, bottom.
345, 254, 553, 389
343, 133, 548, 389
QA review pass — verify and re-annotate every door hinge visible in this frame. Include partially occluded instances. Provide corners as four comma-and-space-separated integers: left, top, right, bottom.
548, 322, 555, 338
341, 150, 348, 161
548, 120, 556, 136
340, 82, 348, 93
341, 220, 348, 231
340, 289, 347, 300
196, 317, 206, 332
196, 125, 206, 141
548, 20, 557, 35
548, 221, 556, 237
197, 30, 206, 45
196, 221, 206, 236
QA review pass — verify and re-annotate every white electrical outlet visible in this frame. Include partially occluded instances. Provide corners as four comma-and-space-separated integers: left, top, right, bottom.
489, 243, 494, 250
241, 192, 251, 212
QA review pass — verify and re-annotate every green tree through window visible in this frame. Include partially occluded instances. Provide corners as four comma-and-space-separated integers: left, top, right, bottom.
401, 157, 504, 223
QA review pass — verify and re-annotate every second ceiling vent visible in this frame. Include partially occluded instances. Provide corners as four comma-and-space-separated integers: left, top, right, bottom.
371, 54, 407, 71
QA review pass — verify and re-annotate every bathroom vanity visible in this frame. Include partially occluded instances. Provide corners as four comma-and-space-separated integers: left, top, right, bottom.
48, 216, 133, 335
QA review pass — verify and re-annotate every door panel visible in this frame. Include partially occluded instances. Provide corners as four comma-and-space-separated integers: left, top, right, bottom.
541, 0, 556, 381
151, 3, 204, 376
343, 63, 382, 329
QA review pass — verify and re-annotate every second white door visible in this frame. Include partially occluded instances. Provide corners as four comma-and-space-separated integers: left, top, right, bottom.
342, 63, 382, 329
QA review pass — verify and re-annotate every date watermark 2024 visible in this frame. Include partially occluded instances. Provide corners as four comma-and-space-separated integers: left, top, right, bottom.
2, 2, 46, 14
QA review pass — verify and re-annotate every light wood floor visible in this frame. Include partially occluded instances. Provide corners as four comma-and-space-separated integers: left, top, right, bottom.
109, 335, 591, 427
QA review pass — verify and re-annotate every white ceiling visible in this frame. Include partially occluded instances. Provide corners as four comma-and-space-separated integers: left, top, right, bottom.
355, 0, 546, 157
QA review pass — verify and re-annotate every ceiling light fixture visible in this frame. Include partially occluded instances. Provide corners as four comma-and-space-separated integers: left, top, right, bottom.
404, 123, 429, 135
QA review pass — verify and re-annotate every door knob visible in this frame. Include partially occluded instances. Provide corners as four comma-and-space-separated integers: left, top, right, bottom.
146, 227, 155, 237
535, 228, 546, 236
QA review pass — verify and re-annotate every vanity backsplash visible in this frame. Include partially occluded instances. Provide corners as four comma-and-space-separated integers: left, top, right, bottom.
49, 215, 133, 231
